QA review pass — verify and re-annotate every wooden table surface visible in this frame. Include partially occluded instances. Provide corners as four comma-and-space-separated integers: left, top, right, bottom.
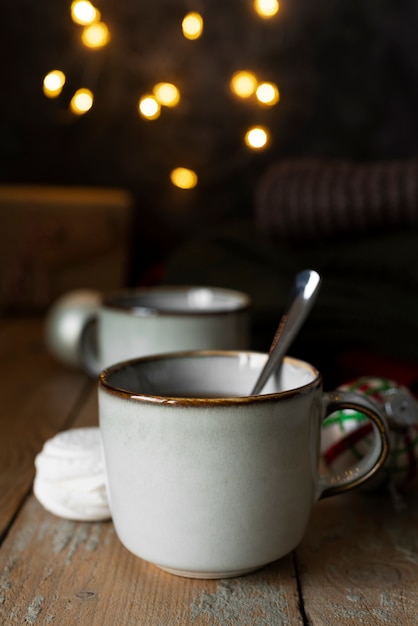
1, 317, 418, 625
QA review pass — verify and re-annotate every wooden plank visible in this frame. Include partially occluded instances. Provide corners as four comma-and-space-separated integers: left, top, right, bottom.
0, 497, 303, 625
72, 383, 100, 428
296, 491, 418, 625
0, 319, 304, 625
0, 318, 92, 539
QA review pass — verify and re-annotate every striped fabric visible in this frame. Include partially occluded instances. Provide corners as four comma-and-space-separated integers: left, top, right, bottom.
256, 159, 418, 243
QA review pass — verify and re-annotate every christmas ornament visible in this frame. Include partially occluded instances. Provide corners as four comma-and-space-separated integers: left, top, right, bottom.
321, 376, 418, 497
45, 289, 102, 368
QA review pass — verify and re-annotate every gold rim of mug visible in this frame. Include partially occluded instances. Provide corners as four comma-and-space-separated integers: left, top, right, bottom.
98, 351, 322, 405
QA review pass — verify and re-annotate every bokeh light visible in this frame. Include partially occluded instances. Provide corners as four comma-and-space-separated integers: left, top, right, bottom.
70, 88, 94, 114
152, 82, 180, 107
230, 71, 258, 98
244, 126, 270, 149
81, 22, 110, 48
43, 70, 66, 98
138, 95, 161, 120
71, 0, 100, 26
43, 5, 281, 178
254, 0, 279, 18
170, 167, 198, 189
182, 12, 204, 40
255, 81, 280, 105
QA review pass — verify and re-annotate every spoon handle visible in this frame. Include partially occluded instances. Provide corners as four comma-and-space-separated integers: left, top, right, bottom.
251, 269, 321, 395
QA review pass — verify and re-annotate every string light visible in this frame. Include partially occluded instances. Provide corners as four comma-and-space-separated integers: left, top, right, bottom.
71, 0, 100, 26
70, 88, 94, 114
138, 84, 180, 122
43, 5, 282, 184
81, 21, 110, 48
170, 167, 198, 189
253, 0, 279, 18
182, 12, 204, 40
230, 71, 258, 99
138, 95, 161, 120
230, 72, 279, 109
245, 126, 270, 149
152, 83, 180, 107
255, 81, 280, 105
43, 70, 66, 98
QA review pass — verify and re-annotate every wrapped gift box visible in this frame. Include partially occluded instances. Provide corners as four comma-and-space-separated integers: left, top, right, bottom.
0, 186, 134, 312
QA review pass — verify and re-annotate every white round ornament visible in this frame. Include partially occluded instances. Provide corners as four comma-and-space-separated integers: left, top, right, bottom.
44, 289, 101, 368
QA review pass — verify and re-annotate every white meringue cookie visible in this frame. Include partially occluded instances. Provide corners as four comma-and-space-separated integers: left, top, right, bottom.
34, 427, 111, 521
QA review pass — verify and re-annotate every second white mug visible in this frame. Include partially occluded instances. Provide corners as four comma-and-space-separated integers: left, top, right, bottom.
46, 286, 251, 375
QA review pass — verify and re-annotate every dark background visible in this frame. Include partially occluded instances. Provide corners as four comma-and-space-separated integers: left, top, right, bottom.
2, 0, 418, 282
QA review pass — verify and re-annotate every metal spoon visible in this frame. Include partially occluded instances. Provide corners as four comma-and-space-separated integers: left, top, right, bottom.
251, 269, 322, 395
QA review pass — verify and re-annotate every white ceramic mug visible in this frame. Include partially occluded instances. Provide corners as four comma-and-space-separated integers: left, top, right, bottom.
46, 286, 251, 375
98, 351, 389, 579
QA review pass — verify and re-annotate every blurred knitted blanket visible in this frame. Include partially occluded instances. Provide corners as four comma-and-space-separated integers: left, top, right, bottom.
162, 159, 418, 387
256, 159, 418, 243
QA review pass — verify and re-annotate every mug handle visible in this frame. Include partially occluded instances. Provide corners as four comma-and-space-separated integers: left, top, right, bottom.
318, 390, 390, 498
79, 316, 101, 377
